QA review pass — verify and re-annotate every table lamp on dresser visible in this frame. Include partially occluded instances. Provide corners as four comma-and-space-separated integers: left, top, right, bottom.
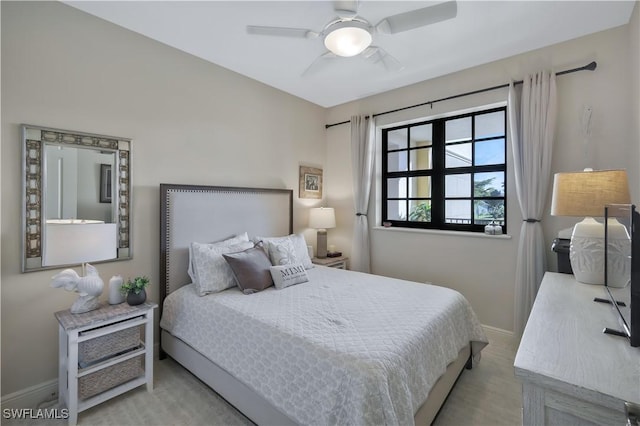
550, 168, 630, 285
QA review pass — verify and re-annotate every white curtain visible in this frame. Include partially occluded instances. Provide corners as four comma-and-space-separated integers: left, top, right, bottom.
508, 71, 557, 336
350, 115, 375, 273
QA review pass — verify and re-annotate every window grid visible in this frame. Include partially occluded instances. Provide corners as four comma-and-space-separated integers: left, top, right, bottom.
382, 106, 507, 233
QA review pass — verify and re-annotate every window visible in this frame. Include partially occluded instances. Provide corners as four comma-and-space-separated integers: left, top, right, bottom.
382, 106, 507, 233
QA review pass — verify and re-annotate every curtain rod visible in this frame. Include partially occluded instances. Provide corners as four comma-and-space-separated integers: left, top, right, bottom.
325, 61, 597, 129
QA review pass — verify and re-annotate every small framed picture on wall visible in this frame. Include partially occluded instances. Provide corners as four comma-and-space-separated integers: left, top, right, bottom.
100, 164, 112, 203
299, 166, 322, 199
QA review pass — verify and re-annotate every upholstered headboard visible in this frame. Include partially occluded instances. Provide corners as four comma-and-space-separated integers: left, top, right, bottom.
159, 184, 293, 306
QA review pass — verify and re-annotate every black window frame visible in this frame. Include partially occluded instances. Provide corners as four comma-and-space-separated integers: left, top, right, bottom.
382, 106, 507, 233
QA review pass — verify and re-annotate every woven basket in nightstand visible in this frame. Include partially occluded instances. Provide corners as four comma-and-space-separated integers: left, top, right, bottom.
79, 356, 143, 400
79, 325, 140, 367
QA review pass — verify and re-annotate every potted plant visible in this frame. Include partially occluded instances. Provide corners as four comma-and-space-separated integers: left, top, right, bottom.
120, 276, 150, 306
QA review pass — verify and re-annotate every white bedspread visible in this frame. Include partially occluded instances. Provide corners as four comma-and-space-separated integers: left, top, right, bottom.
160, 266, 488, 426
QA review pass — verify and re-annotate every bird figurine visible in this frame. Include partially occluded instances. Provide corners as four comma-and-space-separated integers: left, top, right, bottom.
51, 264, 104, 314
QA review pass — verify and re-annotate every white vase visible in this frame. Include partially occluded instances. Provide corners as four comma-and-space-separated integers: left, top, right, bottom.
108, 275, 125, 304
484, 222, 502, 235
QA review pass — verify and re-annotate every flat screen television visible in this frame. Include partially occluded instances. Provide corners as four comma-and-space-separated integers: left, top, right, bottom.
604, 204, 639, 347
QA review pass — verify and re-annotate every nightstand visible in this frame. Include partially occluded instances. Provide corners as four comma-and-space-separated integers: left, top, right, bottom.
55, 302, 157, 425
312, 256, 348, 269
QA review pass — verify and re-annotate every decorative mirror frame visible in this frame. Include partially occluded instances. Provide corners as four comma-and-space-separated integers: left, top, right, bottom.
22, 124, 132, 272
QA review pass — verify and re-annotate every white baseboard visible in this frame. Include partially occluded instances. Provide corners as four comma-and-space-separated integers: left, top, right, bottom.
481, 324, 514, 336
2, 345, 163, 410
0, 379, 58, 410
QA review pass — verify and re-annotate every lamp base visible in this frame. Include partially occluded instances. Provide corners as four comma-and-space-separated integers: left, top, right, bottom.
316, 229, 328, 258
569, 217, 604, 285
604, 218, 632, 288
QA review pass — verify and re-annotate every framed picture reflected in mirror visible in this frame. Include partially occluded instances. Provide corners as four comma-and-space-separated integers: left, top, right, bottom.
100, 164, 112, 203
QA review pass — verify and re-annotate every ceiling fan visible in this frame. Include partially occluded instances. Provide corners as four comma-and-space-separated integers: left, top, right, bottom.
246, 1, 457, 76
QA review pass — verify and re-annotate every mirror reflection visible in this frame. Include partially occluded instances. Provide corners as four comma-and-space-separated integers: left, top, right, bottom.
22, 125, 132, 272
42, 145, 118, 267
44, 145, 116, 223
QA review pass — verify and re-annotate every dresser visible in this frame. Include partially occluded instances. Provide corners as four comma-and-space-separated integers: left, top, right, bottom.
55, 302, 157, 425
514, 272, 640, 425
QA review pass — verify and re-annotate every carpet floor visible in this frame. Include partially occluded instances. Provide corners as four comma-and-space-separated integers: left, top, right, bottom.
6, 327, 521, 426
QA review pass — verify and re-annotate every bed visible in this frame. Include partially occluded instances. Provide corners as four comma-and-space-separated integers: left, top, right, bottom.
159, 184, 488, 425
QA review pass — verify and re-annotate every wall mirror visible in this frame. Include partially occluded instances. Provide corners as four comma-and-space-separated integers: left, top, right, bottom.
22, 124, 132, 272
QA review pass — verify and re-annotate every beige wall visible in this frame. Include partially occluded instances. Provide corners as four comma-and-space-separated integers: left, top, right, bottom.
325, 22, 638, 333
1, 1, 326, 396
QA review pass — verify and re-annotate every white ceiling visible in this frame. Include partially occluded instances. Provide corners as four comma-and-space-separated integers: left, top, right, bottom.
64, 1, 635, 108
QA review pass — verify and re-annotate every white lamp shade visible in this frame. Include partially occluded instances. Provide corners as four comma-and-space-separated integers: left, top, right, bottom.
309, 207, 336, 229
43, 223, 117, 266
323, 21, 372, 57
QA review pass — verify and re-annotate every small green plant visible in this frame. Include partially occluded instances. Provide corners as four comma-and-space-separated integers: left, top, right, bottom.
409, 202, 432, 222
120, 276, 150, 296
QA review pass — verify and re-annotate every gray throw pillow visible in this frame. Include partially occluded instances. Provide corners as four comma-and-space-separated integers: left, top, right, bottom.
223, 245, 274, 294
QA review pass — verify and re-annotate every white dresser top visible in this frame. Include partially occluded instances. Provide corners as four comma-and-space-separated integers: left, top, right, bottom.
514, 272, 640, 405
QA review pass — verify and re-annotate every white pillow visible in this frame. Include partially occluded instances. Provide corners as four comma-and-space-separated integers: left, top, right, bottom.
270, 263, 309, 290
187, 233, 249, 284
258, 233, 314, 269
189, 239, 253, 296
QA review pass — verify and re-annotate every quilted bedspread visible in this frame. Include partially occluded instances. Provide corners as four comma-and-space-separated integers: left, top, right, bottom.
160, 266, 488, 426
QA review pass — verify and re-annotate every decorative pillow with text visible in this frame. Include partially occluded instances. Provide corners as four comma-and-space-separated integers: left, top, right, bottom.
269, 263, 309, 290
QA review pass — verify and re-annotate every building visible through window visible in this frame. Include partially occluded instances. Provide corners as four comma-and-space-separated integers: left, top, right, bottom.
382, 106, 507, 233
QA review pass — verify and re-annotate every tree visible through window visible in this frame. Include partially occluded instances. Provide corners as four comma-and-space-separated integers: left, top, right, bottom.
382, 106, 507, 233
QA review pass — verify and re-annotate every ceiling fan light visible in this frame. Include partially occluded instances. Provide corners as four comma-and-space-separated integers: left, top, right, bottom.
324, 22, 372, 57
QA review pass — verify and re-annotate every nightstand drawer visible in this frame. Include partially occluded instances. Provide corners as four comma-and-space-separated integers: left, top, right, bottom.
79, 355, 143, 399
79, 321, 142, 367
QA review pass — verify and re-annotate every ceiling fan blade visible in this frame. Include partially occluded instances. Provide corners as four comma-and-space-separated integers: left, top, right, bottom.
362, 46, 404, 72
333, 0, 359, 19
375, 1, 457, 35
246, 25, 318, 39
302, 51, 338, 77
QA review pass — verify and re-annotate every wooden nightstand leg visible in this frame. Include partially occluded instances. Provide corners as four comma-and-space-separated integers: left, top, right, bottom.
145, 309, 154, 392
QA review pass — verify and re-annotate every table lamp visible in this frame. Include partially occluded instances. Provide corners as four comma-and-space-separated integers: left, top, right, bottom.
309, 207, 336, 259
44, 221, 117, 266
550, 169, 630, 284
48, 222, 117, 313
